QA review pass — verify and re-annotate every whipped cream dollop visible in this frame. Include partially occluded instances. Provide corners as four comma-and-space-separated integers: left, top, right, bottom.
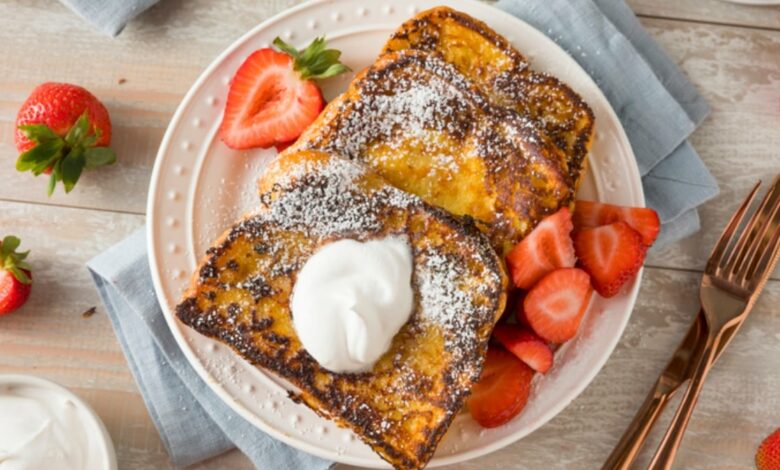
0, 379, 110, 470
291, 236, 414, 373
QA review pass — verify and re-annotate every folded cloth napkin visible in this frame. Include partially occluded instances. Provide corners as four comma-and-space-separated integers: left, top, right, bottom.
497, 0, 718, 247
88, 229, 330, 469
58, 0, 158, 36
87, 1, 718, 467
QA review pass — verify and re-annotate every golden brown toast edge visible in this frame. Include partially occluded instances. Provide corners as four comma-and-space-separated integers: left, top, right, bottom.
179, 150, 508, 470
383, 6, 595, 194
292, 50, 573, 255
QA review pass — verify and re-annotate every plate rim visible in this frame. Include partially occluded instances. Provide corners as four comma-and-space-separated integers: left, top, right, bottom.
0, 374, 118, 470
147, 0, 645, 466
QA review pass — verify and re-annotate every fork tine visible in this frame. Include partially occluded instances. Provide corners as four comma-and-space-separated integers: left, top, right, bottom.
742, 176, 780, 284
737, 176, 780, 282
748, 216, 780, 291
722, 180, 779, 276
707, 182, 761, 274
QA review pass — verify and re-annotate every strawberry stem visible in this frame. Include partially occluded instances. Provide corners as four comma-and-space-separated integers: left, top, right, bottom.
16, 112, 116, 196
0, 235, 31, 284
273, 37, 351, 80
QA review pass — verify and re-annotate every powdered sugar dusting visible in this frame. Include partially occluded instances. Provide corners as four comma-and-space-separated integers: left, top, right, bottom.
309, 54, 483, 168
257, 156, 414, 238
415, 248, 498, 370
297, 51, 570, 250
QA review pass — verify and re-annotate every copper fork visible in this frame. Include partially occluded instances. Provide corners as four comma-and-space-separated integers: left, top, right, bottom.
603, 176, 780, 470
647, 175, 780, 468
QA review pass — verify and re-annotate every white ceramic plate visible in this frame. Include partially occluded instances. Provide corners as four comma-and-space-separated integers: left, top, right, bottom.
147, 0, 644, 466
0, 374, 117, 470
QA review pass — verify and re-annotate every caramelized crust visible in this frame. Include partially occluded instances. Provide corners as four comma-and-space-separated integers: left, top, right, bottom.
177, 151, 507, 470
293, 50, 572, 255
383, 6, 594, 194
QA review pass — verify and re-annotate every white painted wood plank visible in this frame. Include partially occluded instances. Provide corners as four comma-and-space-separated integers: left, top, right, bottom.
2, 199, 778, 469
640, 18, 780, 279
1, 1, 779, 469
1, 3, 778, 278
629, 0, 780, 31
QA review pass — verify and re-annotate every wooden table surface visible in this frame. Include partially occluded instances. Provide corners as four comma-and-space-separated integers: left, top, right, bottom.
1, 1, 779, 469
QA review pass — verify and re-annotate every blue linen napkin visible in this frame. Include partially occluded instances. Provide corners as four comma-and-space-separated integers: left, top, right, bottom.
87, 229, 330, 469
86, 1, 719, 467
497, 0, 718, 247
58, 0, 158, 36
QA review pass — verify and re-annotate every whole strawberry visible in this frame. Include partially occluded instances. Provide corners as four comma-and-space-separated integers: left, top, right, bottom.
0, 236, 32, 316
757, 428, 780, 470
15, 82, 116, 195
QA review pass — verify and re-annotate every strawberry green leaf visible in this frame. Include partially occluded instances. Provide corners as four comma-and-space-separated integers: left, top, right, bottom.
48, 159, 64, 197
8, 266, 30, 285
84, 147, 117, 170
18, 124, 59, 143
1, 236, 20, 256
273, 37, 300, 58
17, 110, 116, 195
65, 112, 90, 147
61, 148, 86, 193
273, 36, 351, 81
297, 37, 326, 64
16, 139, 63, 171
315, 63, 350, 80
0, 235, 32, 284
47, 171, 57, 196
30, 155, 57, 176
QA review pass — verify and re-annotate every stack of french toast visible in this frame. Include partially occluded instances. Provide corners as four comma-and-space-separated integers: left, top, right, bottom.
176, 7, 594, 470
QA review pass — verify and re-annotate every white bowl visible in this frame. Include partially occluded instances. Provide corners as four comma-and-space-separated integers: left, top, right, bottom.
0, 374, 117, 470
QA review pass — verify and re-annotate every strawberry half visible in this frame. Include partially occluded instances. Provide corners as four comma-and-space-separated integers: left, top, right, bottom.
492, 324, 554, 373
573, 200, 660, 246
574, 221, 647, 298
468, 346, 535, 428
0, 235, 32, 316
757, 428, 780, 470
219, 37, 349, 150
506, 207, 576, 289
15, 82, 117, 195
523, 268, 593, 343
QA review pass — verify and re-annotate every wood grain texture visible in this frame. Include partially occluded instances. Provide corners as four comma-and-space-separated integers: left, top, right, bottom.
628, 0, 780, 31
0, 1, 779, 469
641, 18, 780, 279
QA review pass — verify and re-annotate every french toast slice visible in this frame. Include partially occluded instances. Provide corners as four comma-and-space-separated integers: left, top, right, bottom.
292, 50, 571, 255
383, 6, 595, 193
176, 150, 508, 470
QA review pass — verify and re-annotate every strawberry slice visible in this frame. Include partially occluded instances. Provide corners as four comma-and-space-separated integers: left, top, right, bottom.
573, 200, 660, 246
468, 346, 534, 428
574, 221, 647, 298
492, 324, 554, 373
506, 207, 575, 289
523, 268, 593, 343
219, 37, 349, 150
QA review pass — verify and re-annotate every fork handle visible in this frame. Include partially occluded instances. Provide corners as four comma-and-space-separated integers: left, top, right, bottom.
647, 334, 721, 470
601, 379, 675, 470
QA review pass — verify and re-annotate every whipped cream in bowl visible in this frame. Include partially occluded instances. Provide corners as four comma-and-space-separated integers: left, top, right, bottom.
0, 375, 117, 470
291, 235, 415, 374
